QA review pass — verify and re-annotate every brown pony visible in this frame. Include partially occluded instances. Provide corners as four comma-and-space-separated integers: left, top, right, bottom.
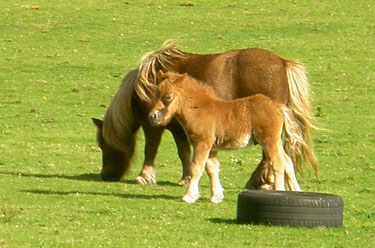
149, 71, 302, 203
92, 41, 318, 188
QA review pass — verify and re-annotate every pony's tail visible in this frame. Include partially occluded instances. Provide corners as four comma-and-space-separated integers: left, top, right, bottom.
103, 69, 141, 174
283, 60, 319, 179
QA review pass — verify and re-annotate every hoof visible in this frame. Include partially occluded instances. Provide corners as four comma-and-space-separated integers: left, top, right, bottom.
100, 172, 122, 182
177, 177, 190, 187
134, 175, 156, 185
260, 183, 274, 190
210, 194, 224, 204
182, 194, 199, 203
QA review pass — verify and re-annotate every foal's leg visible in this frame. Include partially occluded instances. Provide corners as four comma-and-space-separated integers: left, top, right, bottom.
205, 151, 224, 204
168, 124, 192, 186
183, 143, 211, 203
134, 125, 164, 185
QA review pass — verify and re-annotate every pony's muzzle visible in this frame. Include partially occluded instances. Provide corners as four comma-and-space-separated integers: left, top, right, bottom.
149, 110, 162, 126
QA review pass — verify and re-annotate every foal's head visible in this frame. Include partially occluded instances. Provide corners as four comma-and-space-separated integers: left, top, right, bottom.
149, 71, 186, 126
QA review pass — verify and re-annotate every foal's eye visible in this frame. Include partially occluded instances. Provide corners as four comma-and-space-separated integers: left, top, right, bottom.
162, 95, 174, 102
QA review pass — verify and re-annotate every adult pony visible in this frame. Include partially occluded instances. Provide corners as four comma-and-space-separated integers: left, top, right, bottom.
149, 71, 302, 203
92, 41, 318, 188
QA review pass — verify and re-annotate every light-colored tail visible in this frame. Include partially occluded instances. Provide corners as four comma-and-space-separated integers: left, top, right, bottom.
283, 60, 319, 179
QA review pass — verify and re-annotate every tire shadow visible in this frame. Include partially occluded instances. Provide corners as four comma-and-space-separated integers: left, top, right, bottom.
207, 218, 238, 225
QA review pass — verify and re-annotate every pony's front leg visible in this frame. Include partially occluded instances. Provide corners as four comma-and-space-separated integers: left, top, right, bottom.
183, 143, 210, 203
206, 151, 224, 204
168, 122, 191, 186
135, 125, 164, 185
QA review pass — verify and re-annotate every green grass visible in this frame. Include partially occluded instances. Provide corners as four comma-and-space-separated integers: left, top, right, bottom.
1, 0, 375, 247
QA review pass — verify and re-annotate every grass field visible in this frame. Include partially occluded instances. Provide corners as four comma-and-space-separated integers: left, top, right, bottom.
1, 0, 375, 247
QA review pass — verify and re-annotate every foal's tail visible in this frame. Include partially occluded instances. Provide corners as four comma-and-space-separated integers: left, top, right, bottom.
283, 60, 319, 179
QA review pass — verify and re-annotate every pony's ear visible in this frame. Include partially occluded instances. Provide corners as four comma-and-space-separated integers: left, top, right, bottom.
92, 118, 103, 129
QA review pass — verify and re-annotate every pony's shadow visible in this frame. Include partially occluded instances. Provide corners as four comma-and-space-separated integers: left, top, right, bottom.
2, 171, 184, 201
0, 171, 181, 187
124, 179, 178, 187
22, 189, 180, 201
0, 171, 101, 182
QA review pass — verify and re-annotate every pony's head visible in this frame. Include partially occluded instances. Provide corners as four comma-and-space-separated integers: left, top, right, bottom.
149, 71, 186, 126
92, 118, 129, 181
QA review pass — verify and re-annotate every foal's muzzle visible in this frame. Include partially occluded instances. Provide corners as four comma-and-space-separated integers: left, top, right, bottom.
149, 110, 162, 126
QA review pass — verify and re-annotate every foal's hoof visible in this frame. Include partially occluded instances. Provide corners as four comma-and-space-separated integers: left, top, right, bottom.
134, 174, 156, 185
182, 194, 199, 203
210, 194, 224, 204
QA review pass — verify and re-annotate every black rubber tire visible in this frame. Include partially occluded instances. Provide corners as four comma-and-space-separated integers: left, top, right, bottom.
237, 190, 343, 227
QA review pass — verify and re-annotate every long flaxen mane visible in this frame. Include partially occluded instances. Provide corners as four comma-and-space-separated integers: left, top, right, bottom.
137, 40, 187, 103
102, 41, 186, 152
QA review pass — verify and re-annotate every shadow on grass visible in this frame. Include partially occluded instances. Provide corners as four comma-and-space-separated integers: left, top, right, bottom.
0, 171, 101, 182
0, 171, 181, 187
22, 189, 181, 201
208, 218, 238, 225
123, 179, 180, 187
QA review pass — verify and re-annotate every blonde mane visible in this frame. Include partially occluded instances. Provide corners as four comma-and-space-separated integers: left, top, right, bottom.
103, 69, 139, 152
137, 40, 187, 102
103, 41, 187, 151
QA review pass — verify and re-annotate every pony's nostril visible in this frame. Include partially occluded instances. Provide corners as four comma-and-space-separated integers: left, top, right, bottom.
149, 112, 158, 122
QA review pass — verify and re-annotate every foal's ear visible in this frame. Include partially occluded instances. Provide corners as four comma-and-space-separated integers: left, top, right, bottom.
92, 118, 103, 129
158, 70, 167, 79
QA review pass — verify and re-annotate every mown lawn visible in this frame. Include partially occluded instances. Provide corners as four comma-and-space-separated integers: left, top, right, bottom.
1, 0, 374, 247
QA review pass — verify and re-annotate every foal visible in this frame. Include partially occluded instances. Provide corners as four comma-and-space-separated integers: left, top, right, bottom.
149, 71, 302, 203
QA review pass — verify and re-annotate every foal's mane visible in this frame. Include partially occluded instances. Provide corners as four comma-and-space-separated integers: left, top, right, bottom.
102, 41, 186, 151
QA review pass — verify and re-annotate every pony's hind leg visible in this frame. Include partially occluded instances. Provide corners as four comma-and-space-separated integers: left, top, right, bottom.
134, 125, 164, 185
246, 152, 274, 190
263, 140, 286, 191
205, 151, 224, 204
282, 149, 302, 191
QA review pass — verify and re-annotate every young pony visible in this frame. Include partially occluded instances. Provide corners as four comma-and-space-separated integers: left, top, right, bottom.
149, 71, 302, 203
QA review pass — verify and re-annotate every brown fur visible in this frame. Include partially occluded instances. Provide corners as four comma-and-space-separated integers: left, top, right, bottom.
150, 72, 302, 203
92, 41, 318, 185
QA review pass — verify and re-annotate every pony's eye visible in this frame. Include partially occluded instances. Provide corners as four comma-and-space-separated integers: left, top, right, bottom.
163, 95, 174, 102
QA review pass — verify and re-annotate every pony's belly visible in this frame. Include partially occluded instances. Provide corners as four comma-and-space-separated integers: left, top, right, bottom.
216, 134, 253, 150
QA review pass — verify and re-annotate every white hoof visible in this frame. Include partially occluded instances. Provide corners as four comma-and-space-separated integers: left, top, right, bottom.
182, 194, 199, 203
210, 194, 224, 204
